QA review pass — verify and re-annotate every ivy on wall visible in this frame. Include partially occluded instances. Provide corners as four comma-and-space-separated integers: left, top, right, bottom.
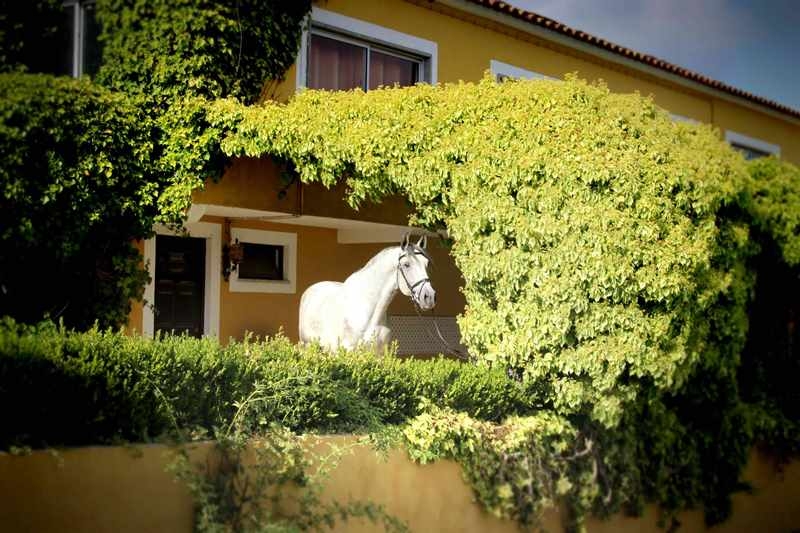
0, 0, 310, 328
0, 74, 153, 327
3, 2, 799, 528
206, 76, 755, 425
204, 76, 800, 527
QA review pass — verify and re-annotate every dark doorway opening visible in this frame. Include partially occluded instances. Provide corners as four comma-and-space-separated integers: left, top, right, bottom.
154, 235, 206, 338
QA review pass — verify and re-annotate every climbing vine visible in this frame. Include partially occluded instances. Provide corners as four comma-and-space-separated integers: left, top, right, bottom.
207, 76, 754, 425
4, 3, 800, 527
0, 0, 310, 328
204, 77, 800, 527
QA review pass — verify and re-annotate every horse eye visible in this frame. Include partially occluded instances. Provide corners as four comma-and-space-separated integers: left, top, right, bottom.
403, 262, 410, 268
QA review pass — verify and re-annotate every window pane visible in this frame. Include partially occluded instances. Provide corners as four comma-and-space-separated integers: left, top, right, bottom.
368, 50, 418, 90
56, 4, 76, 76
238, 243, 284, 281
731, 143, 770, 160
81, 3, 102, 76
308, 34, 366, 91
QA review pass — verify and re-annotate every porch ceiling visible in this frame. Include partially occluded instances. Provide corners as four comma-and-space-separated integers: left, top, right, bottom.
190, 203, 436, 244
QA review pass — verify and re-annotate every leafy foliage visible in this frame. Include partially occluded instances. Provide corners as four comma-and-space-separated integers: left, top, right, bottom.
0, 319, 533, 449
169, 391, 407, 533
404, 406, 597, 530
203, 77, 800, 527
93, 0, 311, 227
207, 76, 754, 425
0, 74, 153, 328
94, 0, 309, 105
737, 157, 800, 460
0, 1, 310, 328
745, 157, 800, 266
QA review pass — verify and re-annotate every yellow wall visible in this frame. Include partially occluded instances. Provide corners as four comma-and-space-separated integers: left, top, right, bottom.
1, 441, 798, 532
273, 0, 798, 163
196, 157, 412, 226
206, 216, 464, 342
129, 0, 800, 338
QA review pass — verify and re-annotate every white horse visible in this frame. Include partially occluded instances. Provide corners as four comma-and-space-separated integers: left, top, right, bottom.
299, 234, 436, 353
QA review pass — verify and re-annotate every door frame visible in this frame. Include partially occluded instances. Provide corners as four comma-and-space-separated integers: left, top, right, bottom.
142, 222, 221, 339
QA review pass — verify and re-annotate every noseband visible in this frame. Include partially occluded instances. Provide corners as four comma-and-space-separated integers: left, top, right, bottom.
397, 248, 431, 308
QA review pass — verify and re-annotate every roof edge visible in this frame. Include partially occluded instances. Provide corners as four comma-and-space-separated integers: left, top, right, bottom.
437, 0, 800, 122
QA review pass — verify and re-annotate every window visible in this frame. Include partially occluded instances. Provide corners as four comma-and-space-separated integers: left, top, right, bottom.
490, 60, 554, 82
229, 228, 297, 294
297, 7, 437, 91
307, 31, 421, 91
238, 243, 284, 281
669, 113, 699, 125
60, 0, 102, 77
725, 130, 780, 160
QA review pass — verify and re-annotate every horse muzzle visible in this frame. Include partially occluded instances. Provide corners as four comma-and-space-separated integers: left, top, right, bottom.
417, 285, 436, 310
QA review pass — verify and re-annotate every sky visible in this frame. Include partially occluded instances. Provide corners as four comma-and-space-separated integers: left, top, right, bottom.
507, 0, 800, 111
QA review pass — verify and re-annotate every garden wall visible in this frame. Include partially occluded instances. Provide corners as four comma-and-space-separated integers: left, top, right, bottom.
1, 439, 798, 532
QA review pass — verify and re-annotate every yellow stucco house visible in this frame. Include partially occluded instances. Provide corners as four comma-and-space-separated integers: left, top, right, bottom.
127, 0, 800, 350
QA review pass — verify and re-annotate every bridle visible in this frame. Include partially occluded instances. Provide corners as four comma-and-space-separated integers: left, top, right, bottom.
396, 246, 472, 361
397, 247, 431, 309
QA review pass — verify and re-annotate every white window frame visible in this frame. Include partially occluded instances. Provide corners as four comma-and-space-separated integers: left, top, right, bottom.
296, 7, 438, 90
142, 222, 221, 339
490, 59, 554, 81
669, 113, 699, 125
62, 0, 96, 77
725, 130, 780, 157
229, 228, 297, 294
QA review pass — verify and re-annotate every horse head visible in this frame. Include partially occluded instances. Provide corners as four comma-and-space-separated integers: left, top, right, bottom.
397, 234, 436, 311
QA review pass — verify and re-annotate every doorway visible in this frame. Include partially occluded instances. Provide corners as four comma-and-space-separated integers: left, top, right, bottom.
154, 235, 206, 337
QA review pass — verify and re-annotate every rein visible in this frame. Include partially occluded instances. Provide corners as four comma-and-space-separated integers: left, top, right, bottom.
397, 249, 471, 361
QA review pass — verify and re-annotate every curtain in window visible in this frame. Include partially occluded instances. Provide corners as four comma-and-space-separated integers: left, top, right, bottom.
308, 34, 366, 90
368, 50, 417, 90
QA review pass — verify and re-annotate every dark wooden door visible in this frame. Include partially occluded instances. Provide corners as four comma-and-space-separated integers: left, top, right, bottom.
154, 235, 205, 338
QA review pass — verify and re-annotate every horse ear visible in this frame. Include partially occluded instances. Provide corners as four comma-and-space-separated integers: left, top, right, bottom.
416, 235, 427, 249
401, 233, 410, 249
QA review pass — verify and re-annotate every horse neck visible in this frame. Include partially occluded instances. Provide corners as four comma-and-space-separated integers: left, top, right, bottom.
344, 247, 400, 328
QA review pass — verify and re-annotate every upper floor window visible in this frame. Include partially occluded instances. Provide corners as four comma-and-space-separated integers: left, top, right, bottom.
297, 7, 437, 91
308, 31, 422, 91
725, 130, 780, 160
60, 0, 101, 77
490, 60, 554, 82
669, 113, 699, 125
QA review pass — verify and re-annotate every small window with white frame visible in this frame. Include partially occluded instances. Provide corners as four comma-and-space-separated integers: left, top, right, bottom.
490, 59, 554, 82
297, 7, 437, 91
725, 130, 780, 160
230, 228, 297, 294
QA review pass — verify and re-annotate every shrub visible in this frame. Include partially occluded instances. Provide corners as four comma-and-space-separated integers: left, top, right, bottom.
201, 77, 800, 526
0, 319, 533, 449
0, 1, 311, 330
0, 74, 153, 328
207, 76, 755, 427
745, 157, 800, 266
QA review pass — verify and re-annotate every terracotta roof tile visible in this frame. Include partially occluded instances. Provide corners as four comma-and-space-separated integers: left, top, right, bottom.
465, 0, 800, 120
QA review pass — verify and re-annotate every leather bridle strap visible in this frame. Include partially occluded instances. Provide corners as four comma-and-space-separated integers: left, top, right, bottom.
397, 251, 431, 308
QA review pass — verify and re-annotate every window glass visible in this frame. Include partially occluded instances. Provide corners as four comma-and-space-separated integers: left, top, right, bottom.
81, 2, 102, 76
308, 34, 367, 91
238, 243, 285, 281
731, 143, 770, 160
368, 50, 418, 90
56, 4, 76, 76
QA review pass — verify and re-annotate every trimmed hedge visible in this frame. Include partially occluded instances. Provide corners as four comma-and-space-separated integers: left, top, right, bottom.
0, 319, 533, 449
